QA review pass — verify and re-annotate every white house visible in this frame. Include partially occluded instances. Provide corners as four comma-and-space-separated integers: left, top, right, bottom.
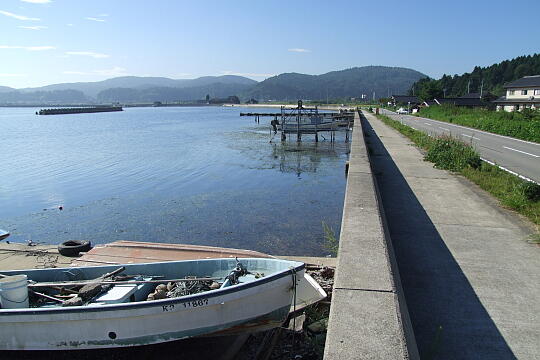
494, 75, 540, 111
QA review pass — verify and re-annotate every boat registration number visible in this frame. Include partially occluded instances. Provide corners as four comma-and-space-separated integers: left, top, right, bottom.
161, 298, 209, 312
182, 298, 209, 308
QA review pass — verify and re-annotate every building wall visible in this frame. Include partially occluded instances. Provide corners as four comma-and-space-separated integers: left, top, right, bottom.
506, 87, 540, 99
499, 103, 539, 112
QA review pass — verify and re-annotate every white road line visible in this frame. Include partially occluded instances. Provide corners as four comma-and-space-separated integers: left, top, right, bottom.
439, 127, 450, 131
424, 123, 432, 126
502, 146, 539, 158
462, 134, 479, 140
481, 157, 539, 184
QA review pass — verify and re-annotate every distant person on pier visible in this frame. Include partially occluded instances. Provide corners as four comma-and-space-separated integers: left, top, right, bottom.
270, 119, 279, 134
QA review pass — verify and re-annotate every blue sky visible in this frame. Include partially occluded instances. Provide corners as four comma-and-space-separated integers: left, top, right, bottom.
1, 0, 539, 88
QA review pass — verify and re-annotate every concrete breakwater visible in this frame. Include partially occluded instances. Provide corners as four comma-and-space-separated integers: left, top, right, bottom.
324, 110, 419, 359
37, 106, 123, 115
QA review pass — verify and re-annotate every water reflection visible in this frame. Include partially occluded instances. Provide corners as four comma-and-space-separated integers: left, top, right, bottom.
272, 143, 343, 177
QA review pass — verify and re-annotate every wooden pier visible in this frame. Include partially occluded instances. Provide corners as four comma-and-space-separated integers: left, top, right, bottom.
37, 106, 123, 115
241, 101, 354, 142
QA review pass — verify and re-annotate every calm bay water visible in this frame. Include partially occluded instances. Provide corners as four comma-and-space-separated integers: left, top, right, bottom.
0, 106, 348, 256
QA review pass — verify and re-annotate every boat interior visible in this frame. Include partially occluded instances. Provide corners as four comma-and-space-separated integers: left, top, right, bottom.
0, 258, 302, 310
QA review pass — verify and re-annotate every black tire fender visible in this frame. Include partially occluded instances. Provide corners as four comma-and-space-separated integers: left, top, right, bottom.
58, 240, 92, 257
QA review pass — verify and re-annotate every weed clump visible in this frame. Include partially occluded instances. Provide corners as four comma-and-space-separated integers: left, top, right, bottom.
322, 221, 338, 256
425, 136, 481, 172
520, 182, 540, 202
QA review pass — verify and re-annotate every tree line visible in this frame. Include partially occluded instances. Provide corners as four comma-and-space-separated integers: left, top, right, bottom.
410, 53, 540, 101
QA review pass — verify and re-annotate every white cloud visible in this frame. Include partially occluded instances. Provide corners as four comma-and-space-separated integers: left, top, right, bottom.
18, 25, 47, 30
63, 67, 128, 77
98, 13, 109, 17
0, 10, 40, 21
66, 23, 73, 26
27, 46, 54, 51
0, 73, 27, 77
65, 51, 109, 59
94, 66, 127, 76
220, 70, 274, 78
20, 0, 51, 3
85, 17, 105, 22
288, 48, 311, 53
0, 45, 55, 51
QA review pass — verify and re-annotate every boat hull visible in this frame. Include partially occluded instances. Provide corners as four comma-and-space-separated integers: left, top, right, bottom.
0, 258, 303, 350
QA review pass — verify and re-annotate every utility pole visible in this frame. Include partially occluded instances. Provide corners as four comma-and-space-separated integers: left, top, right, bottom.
326, 88, 329, 105
480, 79, 484, 98
467, 79, 470, 94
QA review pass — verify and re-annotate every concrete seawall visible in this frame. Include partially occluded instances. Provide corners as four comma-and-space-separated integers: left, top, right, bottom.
324, 111, 419, 359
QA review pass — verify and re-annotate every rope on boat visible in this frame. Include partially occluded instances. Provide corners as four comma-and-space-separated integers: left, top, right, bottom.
291, 267, 297, 349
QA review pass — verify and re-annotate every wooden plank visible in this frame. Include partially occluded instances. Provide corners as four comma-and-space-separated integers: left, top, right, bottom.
72, 241, 274, 267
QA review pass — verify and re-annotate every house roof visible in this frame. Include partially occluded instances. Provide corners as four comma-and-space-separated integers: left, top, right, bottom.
459, 93, 481, 99
391, 95, 420, 104
434, 98, 485, 106
503, 75, 540, 88
493, 96, 540, 104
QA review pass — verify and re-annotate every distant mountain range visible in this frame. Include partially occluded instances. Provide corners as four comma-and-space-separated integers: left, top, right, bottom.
245, 66, 427, 101
0, 86, 15, 93
0, 66, 427, 105
18, 75, 257, 98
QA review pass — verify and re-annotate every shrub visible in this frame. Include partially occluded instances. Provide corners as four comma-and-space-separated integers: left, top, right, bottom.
520, 182, 540, 202
425, 136, 482, 172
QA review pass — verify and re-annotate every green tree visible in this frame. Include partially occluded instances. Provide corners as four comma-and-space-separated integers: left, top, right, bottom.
515, 64, 532, 78
418, 80, 443, 101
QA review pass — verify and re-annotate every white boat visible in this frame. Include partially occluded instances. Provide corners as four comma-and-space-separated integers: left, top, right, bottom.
0, 257, 306, 350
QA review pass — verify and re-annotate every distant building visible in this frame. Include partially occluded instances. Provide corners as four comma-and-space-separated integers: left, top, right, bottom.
432, 97, 485, 108
422, 93, 494, 108
208, 95, 240, 104
421, 100, 438, 107
391, 95, 420, 106
493, 75, 540, 111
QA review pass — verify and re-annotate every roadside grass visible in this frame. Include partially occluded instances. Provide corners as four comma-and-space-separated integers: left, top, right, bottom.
417, 105, 540, 143
376, 113, 540, 227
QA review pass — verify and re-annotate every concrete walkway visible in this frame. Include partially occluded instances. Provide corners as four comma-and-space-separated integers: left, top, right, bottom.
362, 110, 539, 359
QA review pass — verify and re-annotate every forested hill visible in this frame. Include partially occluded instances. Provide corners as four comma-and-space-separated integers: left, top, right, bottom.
244, 66, 427, 101
411, 53, 540, 100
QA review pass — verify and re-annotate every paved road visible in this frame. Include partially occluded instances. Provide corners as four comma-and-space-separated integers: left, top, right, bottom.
380, 109, 540, 183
